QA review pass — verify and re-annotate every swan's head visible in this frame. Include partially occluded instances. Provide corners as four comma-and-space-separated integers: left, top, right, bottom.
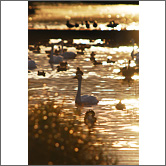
85, 109, 95, 117
73, 74, 82, 80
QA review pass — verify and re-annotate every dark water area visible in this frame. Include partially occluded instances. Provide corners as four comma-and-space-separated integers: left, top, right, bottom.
28, 29, 139, 46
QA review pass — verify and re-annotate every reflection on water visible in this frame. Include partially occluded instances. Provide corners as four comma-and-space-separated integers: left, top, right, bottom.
28, 2, 139, 30
28, 38, 139, 165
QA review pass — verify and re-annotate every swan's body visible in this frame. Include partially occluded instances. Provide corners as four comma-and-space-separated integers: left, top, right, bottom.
61, 51, 76, 59
28, 58, 37, 70
74, 74, 98, 106
49, 45, 63, 65
60, 42, 77, 59
120, 60, 135, 77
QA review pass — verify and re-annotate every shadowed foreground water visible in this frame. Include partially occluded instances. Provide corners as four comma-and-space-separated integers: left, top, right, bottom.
28, 38, 139, 165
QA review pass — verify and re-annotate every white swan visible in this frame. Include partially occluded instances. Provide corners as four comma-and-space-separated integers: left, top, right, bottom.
60, 41, 77, 59
28, 58, 37, 70
49, 45, 63, 65
130, 39, 139, 65
74, 74, 99, 106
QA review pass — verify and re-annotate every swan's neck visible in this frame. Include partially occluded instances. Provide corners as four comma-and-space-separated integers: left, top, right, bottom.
75, 79, 82, 104
50, 47, 54, 61
60, 44, 63, 55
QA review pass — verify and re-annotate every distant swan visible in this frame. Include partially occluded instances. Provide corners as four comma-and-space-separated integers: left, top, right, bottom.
131, 50, 139, 65
120, 60, 135, 78
130, 39, 139, 65
60, 41, 77, 59
66, 20, 75, 28
85, 21, 90, 28
107, 21, 118, 28
75, 22, 79, 28
74, 74, 99, 106
28, 57, 37, 70
49, 45, 63, 65
93, 20, 98, 28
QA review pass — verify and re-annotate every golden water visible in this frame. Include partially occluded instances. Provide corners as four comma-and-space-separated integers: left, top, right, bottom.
28, 39, 139, 165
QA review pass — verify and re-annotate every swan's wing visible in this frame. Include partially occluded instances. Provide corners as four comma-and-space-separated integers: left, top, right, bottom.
28, 60, 37, 69
53, 56, 63, 64
62, 52, 76, 59
81, 95, 98, 105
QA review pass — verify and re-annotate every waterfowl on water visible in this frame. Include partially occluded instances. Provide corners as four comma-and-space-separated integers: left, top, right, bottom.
116, 100, 126, 110
85, 21, 90, 28
90, 56, 95, 61
75, 22, 79, 28
93, 20, 98, 28
66, 20, 75, 28
84, 110, 97, 127
107, 21, 118, 28
93, 59, 102, 65
28, 57, 37, 70
90, 51, 96, 61
120, 60, 135, 78
131, 50, 139, 65
107, 59, 116, 63
74, 74, 99, 106
60, 41, 77, 59
49, 45, 64, 66
57, 61, 68, 72
38, 70, 45, 77
130, 39, 139, 66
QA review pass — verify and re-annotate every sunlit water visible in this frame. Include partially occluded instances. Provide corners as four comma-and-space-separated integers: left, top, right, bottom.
28, 38, 139, 165
29, 3, 139, 31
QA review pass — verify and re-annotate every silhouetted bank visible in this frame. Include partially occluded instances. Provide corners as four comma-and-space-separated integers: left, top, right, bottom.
28, 29, 139, 46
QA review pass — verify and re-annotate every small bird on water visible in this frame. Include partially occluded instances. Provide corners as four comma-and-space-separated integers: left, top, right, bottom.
38, 70, 45, 77
116, 100, 126, 110
84, 110, 97, 128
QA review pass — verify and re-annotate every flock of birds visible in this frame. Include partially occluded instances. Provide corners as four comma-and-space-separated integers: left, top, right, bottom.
28, 39, 139, 127
66, 20, 119, 29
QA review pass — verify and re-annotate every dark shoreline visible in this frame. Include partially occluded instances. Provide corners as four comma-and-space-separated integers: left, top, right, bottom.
28, 29, 139, 46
